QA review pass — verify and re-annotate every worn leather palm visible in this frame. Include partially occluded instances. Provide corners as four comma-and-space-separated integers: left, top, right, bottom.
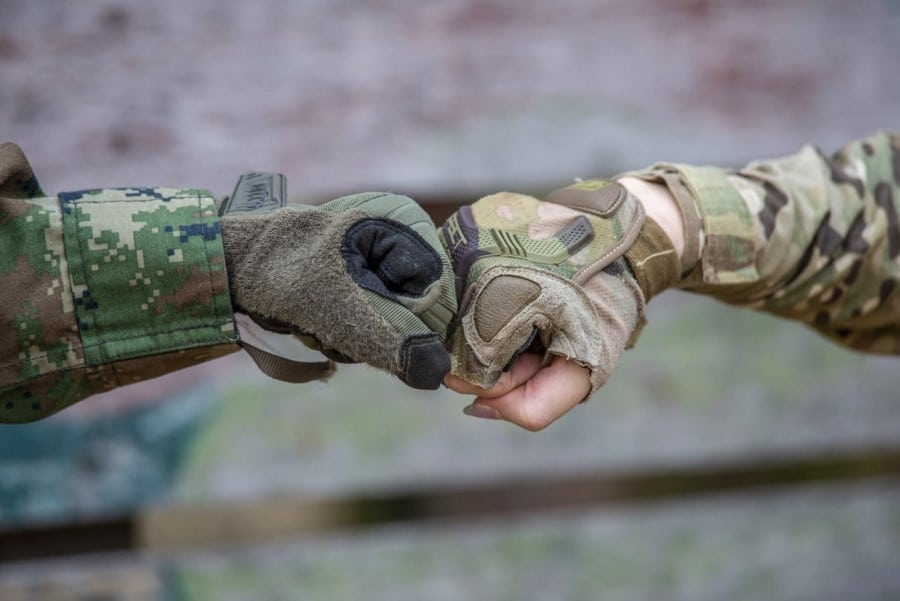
439, 180, 681, 397
222, 192, 457, 390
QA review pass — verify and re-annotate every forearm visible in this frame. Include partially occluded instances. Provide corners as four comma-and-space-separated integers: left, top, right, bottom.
625, 132, 900, 354
1, 186, 239, 422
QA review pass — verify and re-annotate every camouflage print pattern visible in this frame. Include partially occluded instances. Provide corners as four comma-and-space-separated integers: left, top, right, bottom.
634, 131, 900, 354
440, 182, 671, 396
445, 184, 645, 291
1, 144, 237, 422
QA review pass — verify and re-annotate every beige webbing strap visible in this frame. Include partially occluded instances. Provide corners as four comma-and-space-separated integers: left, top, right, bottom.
625, 216, 681, 301
241, 342, 335, 384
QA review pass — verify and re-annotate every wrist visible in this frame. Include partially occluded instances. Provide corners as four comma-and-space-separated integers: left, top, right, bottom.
618, 176, 686, 260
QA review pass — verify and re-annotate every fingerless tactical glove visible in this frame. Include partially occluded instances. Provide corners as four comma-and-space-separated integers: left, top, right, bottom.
440, 180, 681, 396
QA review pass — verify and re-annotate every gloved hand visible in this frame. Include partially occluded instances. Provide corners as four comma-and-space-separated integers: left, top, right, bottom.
221, 191, 457, 390
440, 180, 682, 401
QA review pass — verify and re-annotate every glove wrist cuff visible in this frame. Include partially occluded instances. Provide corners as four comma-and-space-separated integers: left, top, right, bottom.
624, 216, 682, 301
220, 214, 271, 308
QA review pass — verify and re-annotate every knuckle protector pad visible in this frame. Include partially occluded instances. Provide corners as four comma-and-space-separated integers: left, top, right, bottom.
453, 266, 605, 390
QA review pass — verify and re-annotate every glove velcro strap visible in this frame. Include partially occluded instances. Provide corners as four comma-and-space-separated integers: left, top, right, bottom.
624, 216, 682, 301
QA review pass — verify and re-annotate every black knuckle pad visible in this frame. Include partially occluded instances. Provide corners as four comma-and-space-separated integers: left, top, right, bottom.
398, 334, 451, 390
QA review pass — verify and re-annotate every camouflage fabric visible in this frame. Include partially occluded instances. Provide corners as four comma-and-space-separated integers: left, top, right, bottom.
440, 181, 680, 395
0, 143, 237, 422
632, 131, 900, 354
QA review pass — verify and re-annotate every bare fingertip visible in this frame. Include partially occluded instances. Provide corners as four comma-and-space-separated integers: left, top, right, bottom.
462, 403, 501, 420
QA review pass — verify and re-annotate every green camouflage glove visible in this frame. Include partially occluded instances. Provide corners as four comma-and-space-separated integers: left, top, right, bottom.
440, 181, 681, 397
221, 192, 457, 390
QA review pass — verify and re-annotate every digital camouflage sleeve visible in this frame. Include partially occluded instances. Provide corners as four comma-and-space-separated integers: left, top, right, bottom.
0, 143, 238, 423
631, 131, 900, 354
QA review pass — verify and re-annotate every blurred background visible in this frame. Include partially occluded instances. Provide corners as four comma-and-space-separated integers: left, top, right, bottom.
2, 0, 900, 599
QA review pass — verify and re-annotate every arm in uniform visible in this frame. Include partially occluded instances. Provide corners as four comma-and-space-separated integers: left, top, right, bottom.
0, 143, 237, 422
0, 143, 456, 423
633, 131, 900, 353
442, 132, 900, 412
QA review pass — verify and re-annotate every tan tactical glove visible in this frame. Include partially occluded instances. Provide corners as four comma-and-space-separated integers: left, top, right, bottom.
222, 191, 457, 390
439, 181, 682, 397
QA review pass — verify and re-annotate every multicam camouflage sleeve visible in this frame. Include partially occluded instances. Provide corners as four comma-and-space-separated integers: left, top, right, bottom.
0, 143, 238, 423
632, 131, 900, 353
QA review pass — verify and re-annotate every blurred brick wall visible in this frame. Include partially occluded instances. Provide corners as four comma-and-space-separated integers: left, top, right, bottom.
3, 0, 898, 200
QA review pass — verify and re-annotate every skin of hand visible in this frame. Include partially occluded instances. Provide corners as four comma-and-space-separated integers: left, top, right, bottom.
444, 177, 685, 431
